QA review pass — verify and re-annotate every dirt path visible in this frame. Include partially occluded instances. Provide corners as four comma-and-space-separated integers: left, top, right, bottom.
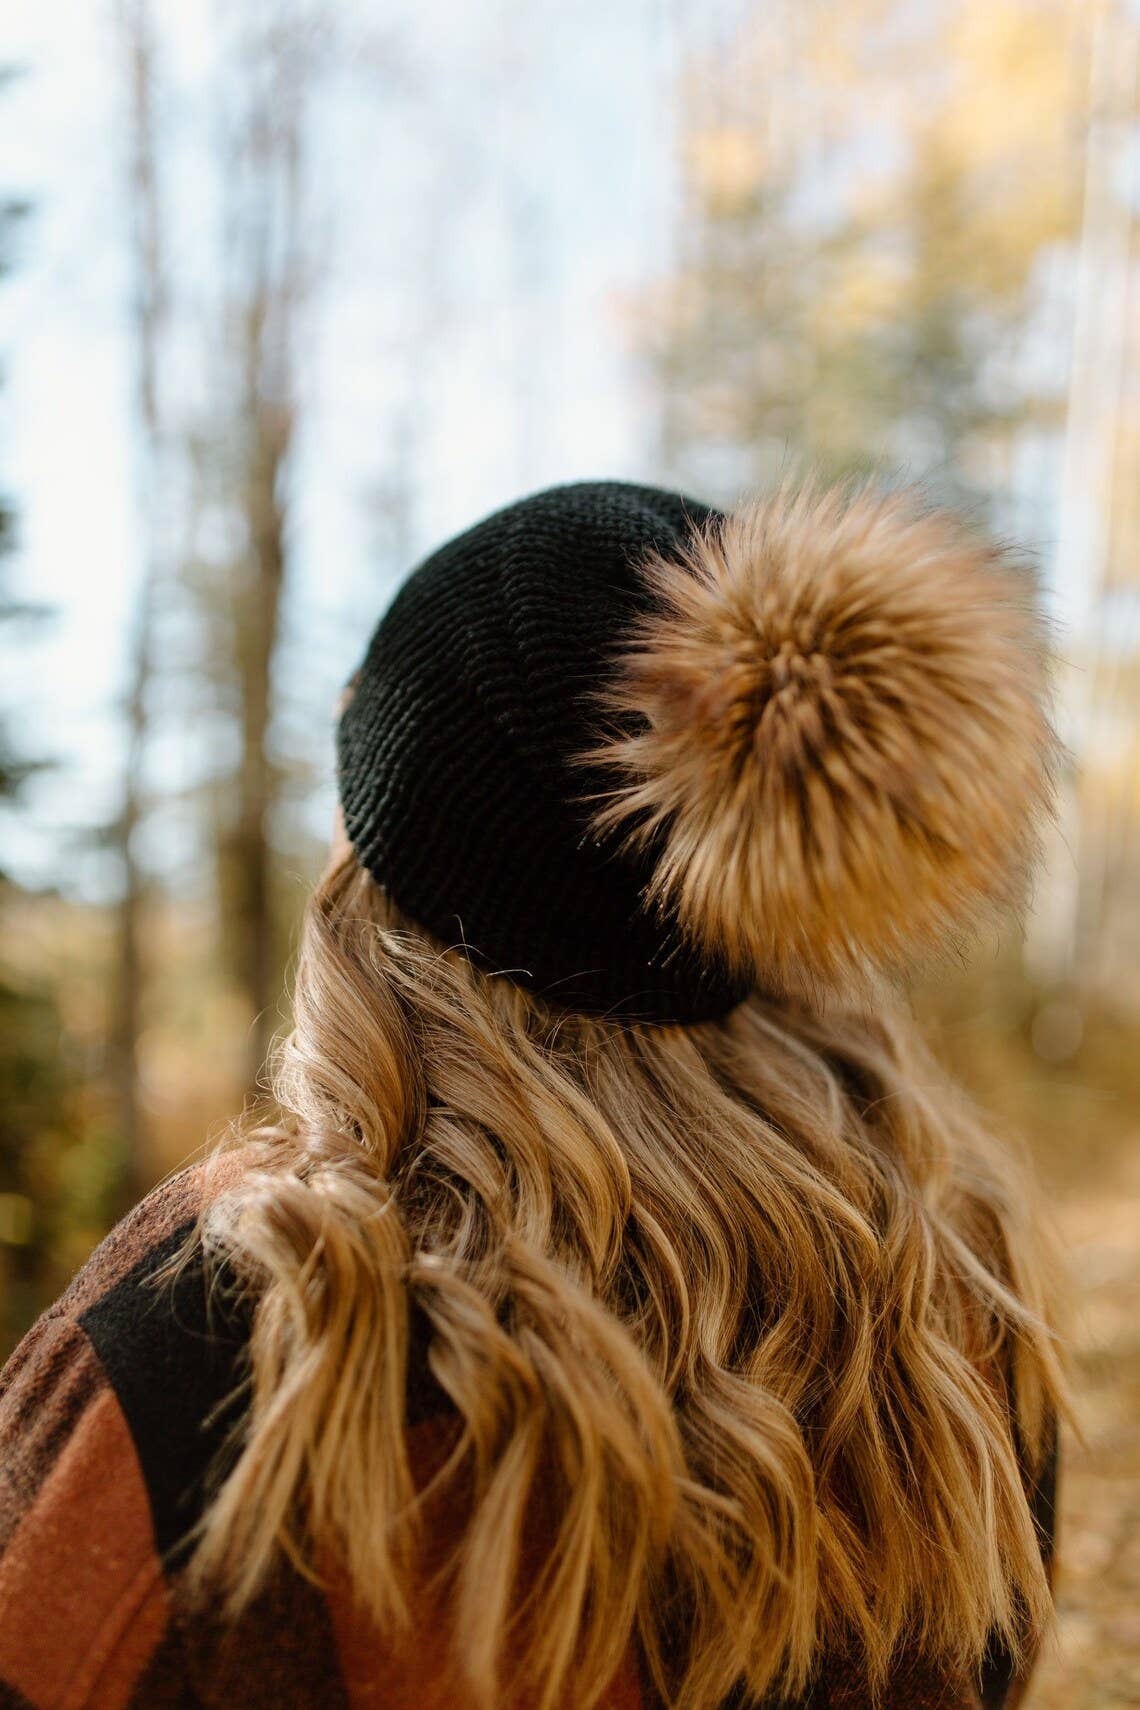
1028, 1143, 1140, 1707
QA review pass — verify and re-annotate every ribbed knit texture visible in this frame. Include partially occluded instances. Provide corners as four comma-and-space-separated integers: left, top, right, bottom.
336, 480, 753, 1023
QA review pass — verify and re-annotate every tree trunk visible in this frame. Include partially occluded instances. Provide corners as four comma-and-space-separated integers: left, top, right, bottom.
112, 0, 168, 1211
222, 17, 307, 1091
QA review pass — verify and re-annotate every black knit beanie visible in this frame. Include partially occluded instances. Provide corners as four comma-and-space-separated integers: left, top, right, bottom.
339, 477, 1059, 1025
336, 480, 751, 1024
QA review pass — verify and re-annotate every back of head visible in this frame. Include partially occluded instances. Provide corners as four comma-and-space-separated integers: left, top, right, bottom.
193, 479, 1065, 1710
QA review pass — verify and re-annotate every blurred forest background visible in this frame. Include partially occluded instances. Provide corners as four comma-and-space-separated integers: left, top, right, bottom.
1, 0, 1139, 1702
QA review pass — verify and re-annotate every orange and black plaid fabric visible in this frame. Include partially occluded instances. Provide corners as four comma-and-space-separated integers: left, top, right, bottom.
0, 1165, 1055, 1709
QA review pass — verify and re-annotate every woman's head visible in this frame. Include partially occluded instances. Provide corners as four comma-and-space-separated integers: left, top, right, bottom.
336, 477, 1057, 1017
192, 478, 1066, 1710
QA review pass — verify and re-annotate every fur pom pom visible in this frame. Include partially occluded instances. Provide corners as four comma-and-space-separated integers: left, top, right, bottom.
576, 483, 1060, 1000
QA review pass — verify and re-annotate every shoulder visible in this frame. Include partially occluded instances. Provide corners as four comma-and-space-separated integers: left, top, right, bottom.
0, 1158, 251, 1707
2, 1151, 455, 1544
0, 1155, 462, 1709
1, 1160, 249, 1525
7, 1157, 253, 1547
73, 1157, 255, 1556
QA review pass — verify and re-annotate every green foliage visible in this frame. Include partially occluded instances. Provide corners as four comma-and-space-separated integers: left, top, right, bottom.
0, 923, 96, 1348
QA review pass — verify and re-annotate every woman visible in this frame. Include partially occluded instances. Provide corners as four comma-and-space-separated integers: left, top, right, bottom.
0, 480, 1064, 1709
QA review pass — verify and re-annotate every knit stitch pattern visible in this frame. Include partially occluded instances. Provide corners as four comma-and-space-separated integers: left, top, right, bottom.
337, 480, 753, 1022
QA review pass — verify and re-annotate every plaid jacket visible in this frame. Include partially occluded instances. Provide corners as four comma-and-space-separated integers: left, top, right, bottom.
0, 1162, 1056, 1710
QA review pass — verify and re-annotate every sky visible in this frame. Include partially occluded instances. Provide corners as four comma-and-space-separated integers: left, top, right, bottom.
0, 0, 690, 897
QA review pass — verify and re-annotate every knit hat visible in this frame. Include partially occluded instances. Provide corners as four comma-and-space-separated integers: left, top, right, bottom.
337, 478, 1056, 1024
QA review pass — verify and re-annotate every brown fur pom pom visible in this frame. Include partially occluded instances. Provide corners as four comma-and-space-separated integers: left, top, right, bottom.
576, 483, 1060, 1001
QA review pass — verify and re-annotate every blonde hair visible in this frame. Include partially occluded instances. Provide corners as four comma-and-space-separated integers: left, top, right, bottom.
189, 851, 1065, 1710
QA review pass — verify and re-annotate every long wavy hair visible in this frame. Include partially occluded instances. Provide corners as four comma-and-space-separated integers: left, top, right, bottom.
187, 485, 1067, 1707
187, 852, 1064, 1710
